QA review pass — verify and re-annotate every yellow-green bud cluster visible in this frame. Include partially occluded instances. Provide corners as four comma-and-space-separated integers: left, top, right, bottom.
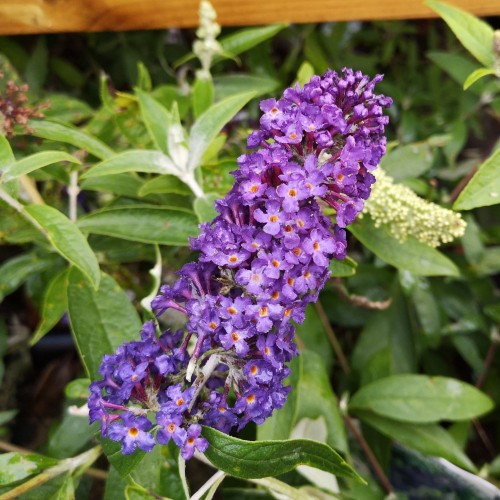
193, 1, 223, 77
363, 169, 466, 247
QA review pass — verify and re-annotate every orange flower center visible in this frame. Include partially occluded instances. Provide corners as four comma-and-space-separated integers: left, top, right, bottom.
228, 255, 238, 263
269, 215, 278, 223
128, 427, 139, 437
176, 398, 185, 406
167, 423, 176, 433
259, 306, 268, 317
272, 290, 280, 300
246, 394, 256, 403
250, 184, 259, 193
231, 332, 240, 342
313, 242, 320, 251
250, 365, 258, 375
209, 322, 217, 330
227, 306, 237, 315
288, 189, 297, 197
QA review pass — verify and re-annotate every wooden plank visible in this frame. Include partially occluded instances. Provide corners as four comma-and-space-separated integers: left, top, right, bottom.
0, 0, 498, 35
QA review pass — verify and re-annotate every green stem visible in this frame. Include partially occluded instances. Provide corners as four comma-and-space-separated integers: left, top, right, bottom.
178, 455, 190, 499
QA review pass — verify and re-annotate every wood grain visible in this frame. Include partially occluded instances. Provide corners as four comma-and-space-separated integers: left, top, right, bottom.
0, 0, 498, 35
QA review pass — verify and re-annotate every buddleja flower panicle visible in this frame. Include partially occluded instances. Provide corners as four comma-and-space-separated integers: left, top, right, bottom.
88, 68, 391, 457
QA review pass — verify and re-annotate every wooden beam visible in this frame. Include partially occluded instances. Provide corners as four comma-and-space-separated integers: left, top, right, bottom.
0, 0, 498, 35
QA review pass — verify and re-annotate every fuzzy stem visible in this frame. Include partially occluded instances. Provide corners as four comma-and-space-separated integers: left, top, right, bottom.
0, 186, 47, 235
190, 470, 225, 500
178, 455, 190, 499
68, 170, 80, 222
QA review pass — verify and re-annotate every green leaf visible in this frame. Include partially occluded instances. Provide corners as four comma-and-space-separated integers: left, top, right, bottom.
81, 174, 143, 198
25, 205, 100, 289
426, 1, 494, 68
48, 474, 74, 500
100, 438, 146, 478
453, 149, 500, 210
329, 256, 357, 277
0, 410, 17, 426
1, 151, 80, 182
357, 411, 476, 472
214, 74, 279, 99
67, 269, 143, 379
202, 427, 362, 482
47, 413, 94, 459
0, 135, 15, 169
82, 150, 181, 179
349, 374, 494, 423
138, 175, 191, 197
135, 89, 171, 155
464, 68, 498, 90
0, 452, 58, 486
77, 206, 199, 246
187, 92, 256, 172
193, 76, 215, 119
31, 268, 69, 345
350, 216, 459, 277
218, 24, 288, 60
380, 142, 433, 181
0, 253, 57, 302
28, 120, 114, 160
65, 378, 90, 400
193, 193, 219, 223
25, 37, 48, 93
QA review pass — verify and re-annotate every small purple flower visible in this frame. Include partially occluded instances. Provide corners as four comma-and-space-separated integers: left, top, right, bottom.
156, 413, 187, 447
181, 425, 209, 460
107, 412, 155, 455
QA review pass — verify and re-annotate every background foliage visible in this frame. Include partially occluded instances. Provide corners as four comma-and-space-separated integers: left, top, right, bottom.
0, 1, 499, 498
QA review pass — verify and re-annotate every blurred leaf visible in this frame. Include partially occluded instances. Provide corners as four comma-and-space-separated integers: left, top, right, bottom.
28, 120, 114, 160
214, 74, 279, 99
50, 57, 85, 88
0, 253, 56, 302
31, 267, 69, 345
1, 151, 80, 182
349, 374, 494, 423
187, 92, 256, 172
65, 378, 90, 400
193, 76, 215, 118
0, 410, 17, 426
25, 205, 100, 289
81, 173, 143, 198
453, 149, 500, 210
25, 37, 48, 93
411, 277, 442, 335
47, 413, 93, 459
357, 411, 476, 472
380, 142, 433, 181
42, 94, 93, 124
48, 474, 74, 500
82, 150, 181, 179
426, 1, 494, 67
297, 62, 315, 87
350, 216, 459, 277
138, 175, 191, 197
329, 256, 357, 277
0, 135, 15, 168
193, 193, 219, 223
203, 427, 362, 481
0, 452, 58, 486
67, 269, 143, 379
135, 89, 170, 155
77, 206, 199, 246
464, 68, 498, 90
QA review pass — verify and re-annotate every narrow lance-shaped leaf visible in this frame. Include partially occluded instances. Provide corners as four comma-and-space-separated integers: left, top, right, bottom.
0, 452, 59, 486
349, 374, 494, 423
1, 151, 80, 182
67, 269, 143, 379
453, 149, 500, 210
82, 150, 181, 179
349, 216, 459, 277
0, 135, 15, 169
187, 91, 256, 172
24, 205, 100, 289
202, 427, 363, 482
463, 68, 498, 90
28, 120, 114, 160
426, 0, 494, 68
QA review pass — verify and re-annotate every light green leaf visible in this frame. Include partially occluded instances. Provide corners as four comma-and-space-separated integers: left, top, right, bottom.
67, 269, 143, 379
349, 374, 494, 423
187, 92, 256, 172
380, 142, 433, 181
64, 378, 90, 400
25, 205, 100, 289
28, 120, 114, 160
297, 62, 316, 87
1, 151, 80, 182
0, 410, 17, 426
135, 89, 170, 155
81, 173, 143, 198
77, 206, 199, 246
350, 216, 459, 277
0, 452, 58, 486
193, 76, 215, 118
453, 149, 500, 210
0, 135, 15, 169
426, 1, 494, 67
138, 175, 191, 197
82, 150, 181, 179
214, 74, 279, 99
329, 256, 357, 277
48, 474, 74, 500
357, 411, 475, 472
193, 193, 219, 223
31, 268, 69, 345
464, 68, 498, 90
0, 253, 57, 302
203, 427, 362, 482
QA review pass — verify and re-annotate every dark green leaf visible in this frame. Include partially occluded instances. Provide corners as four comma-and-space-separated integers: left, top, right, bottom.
25, 205, 100, 289
203, 427, 362, 481
350, 216, 459, 277
0, 452, 58, 486
192, 76, 215, 118
77, 206, 199, 246
0, 410, 17, 426
100, 438, 146, 478
453, 149, 500, 210
349, 374, 494, 423
81, 174, 143, 198
329, 256, 357, 277
67, 269, 143, 379
31, 268, 69, 345
357, 411, 475, 472
47, 413, 94, 459
380, 142, 433, 181
28, 120, 114, 160
138, 175, 191, 197
25, 37, 48, 93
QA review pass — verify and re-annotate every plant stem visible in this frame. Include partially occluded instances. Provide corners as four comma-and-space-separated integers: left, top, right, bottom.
315, 301, 350, 374
178, 455, 190, 499
190, 470, 225, 500
343, 414, 394, 495
68, 170, 80, 222
476, 328, 499, 389
20, 175, 44, 204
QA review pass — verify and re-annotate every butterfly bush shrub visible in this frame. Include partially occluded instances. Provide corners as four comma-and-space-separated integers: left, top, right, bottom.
88, 68, 392, 458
